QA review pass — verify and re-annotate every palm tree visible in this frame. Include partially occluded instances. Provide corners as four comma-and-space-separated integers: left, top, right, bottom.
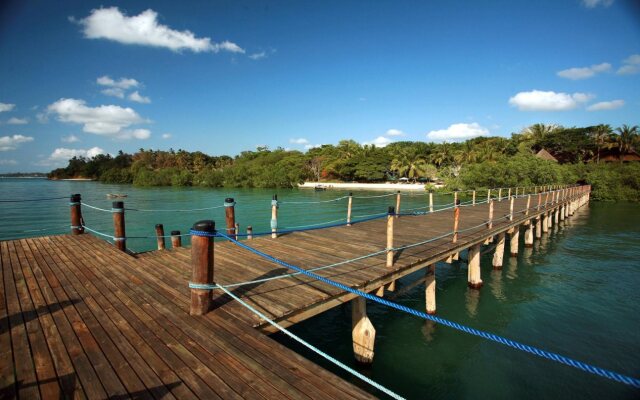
523, 123, 559, 140
453, 142, 477, 165
614, 124, 639, 163
390, 150, 430, 181
429, 142, 453, 167
590, 124, 612, 163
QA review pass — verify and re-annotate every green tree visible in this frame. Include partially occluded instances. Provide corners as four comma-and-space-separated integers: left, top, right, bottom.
613, 124, 639, 163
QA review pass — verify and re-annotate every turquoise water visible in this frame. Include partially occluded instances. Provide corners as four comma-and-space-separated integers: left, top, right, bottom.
1, 179, 639, 399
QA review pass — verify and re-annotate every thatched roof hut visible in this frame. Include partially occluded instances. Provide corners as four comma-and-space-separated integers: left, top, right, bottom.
535, 148, 558, 162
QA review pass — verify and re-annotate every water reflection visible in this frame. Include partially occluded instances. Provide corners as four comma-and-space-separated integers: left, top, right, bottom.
421, 320, 437, 342
465, 287, 480, 317
489, 269, 505, 301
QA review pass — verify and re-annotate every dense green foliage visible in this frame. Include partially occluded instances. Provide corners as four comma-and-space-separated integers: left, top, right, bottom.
48, 124, 640, 201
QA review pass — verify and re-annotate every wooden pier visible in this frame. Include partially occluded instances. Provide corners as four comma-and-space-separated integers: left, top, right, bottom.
1, 185, 591, 398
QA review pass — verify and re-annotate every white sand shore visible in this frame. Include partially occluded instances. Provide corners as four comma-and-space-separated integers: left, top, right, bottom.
299, 181, 428, 191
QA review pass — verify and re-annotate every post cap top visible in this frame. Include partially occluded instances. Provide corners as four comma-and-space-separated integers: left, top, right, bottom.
70, 193, 81, 201
349, 192, 353, 196
170, 230, 180, 235
112, 201, 124, 208
155, 224, 163, 229
192, 220, 215, 232
225, 197, 234, 203
388, 206, 395, 214
273, 194, 278, 200
455, 199, 461, 205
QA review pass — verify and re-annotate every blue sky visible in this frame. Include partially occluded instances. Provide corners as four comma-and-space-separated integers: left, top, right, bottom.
0, 0, 639, 172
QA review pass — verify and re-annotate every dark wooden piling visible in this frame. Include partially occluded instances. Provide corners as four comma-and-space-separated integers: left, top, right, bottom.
190, 220, 215, 316
155, 224, 166, 250
69, 193, 84, 235
171, 230, 182, 248
247, 226, 253, 240
224, 198, 236, 239
112, 201, 126, 252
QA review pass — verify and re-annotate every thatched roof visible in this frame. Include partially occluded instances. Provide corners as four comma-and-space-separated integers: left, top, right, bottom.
599, 149, 640, 162
535, 148, 558, 162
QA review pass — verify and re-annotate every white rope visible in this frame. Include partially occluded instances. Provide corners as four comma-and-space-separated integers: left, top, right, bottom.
279, 196, 349, 205
126, 204, 226, 212
216, 285, 405, 400
80, 202, 112, 212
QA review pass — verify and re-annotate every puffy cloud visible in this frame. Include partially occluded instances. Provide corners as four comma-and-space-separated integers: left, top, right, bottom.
47, 98, 148, 139
581, 0, 614, 7
77, 7, 244, 54
0, 159, 18, 166
557, 63, 610, 80
97, 75, 139, 89
385, 129, 405, 136
128, 91, 151, 103
7, 117, 28, 125
0, 134, 34, 151
426, 123, 488, 142
508, 90, 593, 111
101, 88, 124, 98
121, 129, 151, 140
61, 134, 80, 143
289, 138, 309, 145
586, 99, 625, 111
0, 103, 15, 112
363, 136, 393, 147
38, 147, 106, 166
617, 54, 640, 75
162, 133, 172, 139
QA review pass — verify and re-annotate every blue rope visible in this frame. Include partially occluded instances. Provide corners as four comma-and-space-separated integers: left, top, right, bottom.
205, 230, 640, 389
0, 196, 68, 203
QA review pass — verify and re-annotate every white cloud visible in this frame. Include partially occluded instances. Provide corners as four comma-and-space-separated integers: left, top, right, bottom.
363, 136, 393, 147
426, 123, 488, 142
581, 0, 614, 7
0, 103, 15, 112
38, 147, 106, 166
122, 129, 151, 140
78, 7, 244, 53
617, 54, 640, 75
97, 75, 139, 89
508, 90, 593, 111
249, 51, 267, 60
0, 159, 18, 166
101, 88, 125, 98
128, 91, 151, 104
47, 98, 148, 138
7, 117, 28, 125
557, 62, 611, 80
61, 134, 80, 143
586, 99, 625, 111
385, 129, 405, 136
0, 134, 34, 151
162, 133, 171, 139
289, 138, 309, 145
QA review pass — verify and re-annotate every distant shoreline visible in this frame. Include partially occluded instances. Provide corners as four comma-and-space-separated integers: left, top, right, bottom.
299, 181, 437, 191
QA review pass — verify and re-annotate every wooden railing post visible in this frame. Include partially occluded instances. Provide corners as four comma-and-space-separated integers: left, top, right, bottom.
446, 199, 461, 263
347, 192, 353, 226
155, 224, 166, 250
429, 190, 434, 213
69, 193, 84, 235
487, 199, 494, 230
190, 220, 215, 316
224, 198, 236, 240
509, 195, 514, 221
526, 194, 531, 216
454, 191, 458, 208
386, 207, 395, 268
498, 188, 502, 201
508, 187, 511, 199
395, 191, 401, 218
271, 195, 278, 239
171, 230, 182, 248
112, 201, 126, 252
472, 190, 476, 206
487, 188, 491, 203
247, 226, 253, 240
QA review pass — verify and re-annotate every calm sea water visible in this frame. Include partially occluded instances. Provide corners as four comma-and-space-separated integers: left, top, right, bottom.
1, 178, 639, 399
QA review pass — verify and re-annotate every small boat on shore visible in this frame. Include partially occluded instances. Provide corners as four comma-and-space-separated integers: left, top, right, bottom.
106, 194, 128, 199
314, 185, 328, 191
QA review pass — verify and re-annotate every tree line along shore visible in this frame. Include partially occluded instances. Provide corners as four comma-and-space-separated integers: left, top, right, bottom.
47, 123, 640, 201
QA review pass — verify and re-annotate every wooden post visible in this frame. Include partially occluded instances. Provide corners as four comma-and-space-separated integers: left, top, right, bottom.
425, 264, 436, 315
535, 216, 542, 239
155, 224, 166, 250
498, 188, 502, 201
472, 190, 476, 206
224, 198, 236, 239
493, 233, 505, 270
171, 230, 182, 248
69, 193, 84, 235
247, 226, 253, 240
554, 207, 560, 225
526, 194, 531, 216
352, 297, 375, 364
429, 191, 434, 213
468, 244, 483, 289
542, 213, 549, 233
347, 192, 353, 226
447, 199, 461, 263
509, 196, 514, 221
395, 191, 401, 218
487, 188, 491, 203
537, 193, 542, 211
454, 191, 458, 207
487, 199, 494, 229
386, 206, 395, 269
271, 195, 278, 239
515, 187, 518, 197
508, 187, 512, 199
510, 226, 520, 256
234, 223, 240, 240
190, 220, 214, 316
112, 201, 126, 252
525, 223, 534, 247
